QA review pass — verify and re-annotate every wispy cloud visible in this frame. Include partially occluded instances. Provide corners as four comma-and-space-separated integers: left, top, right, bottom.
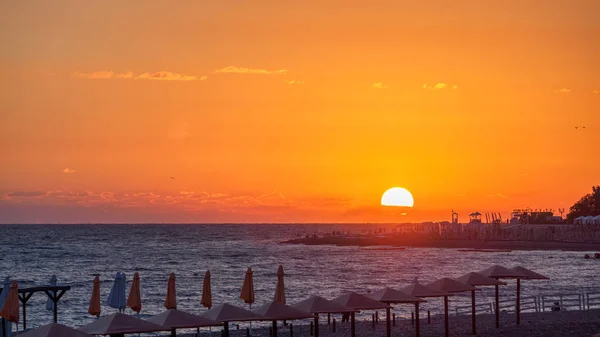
593, 89, 599, 94
423, 83, 458, 90
554, 88, 571, 93
285, 80, 304, 85
71, 71, 204, 81
371, 82, 389, 89
214, 66, 288, 75
7, 191, 47, 197
62, 168, 75, 174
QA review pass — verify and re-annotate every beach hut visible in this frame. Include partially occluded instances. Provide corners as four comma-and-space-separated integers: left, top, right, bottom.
201, 271, 212, 310
253, 302, 313, 336
18, 323, 92, 337
510, 266, 549, 325
165, 273, 176, 310
455, 272, 506, 335
426, 278, 477, 337
79, 312, 166, 336
292, 295, 356, 337
368, 288, 426, 337
332, 292, 391, 337
126, 272, 141, 314
88, 276, 101, 318
107, 273, 127, 313
147, 308, 220, 337
478, 265, 525, 328
202, 303, 264, 337
400, 283, 452, 337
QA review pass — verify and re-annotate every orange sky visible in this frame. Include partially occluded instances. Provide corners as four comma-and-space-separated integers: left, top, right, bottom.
1, 0, 599, 223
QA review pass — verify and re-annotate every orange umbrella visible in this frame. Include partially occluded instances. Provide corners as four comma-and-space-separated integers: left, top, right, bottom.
127, 272, 142, 313
88, 276, 101, 317
240, 268, 255, 306
0, 280, 19, 322
164, 273, 177, 310
273, 265, 285, 304
201, 270, 212, 309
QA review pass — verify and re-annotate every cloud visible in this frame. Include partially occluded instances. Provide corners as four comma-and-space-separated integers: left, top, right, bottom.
7, 191, 47, 197
285, 80, 304, 85
62, 168, 75, 173
200, 76, 208, 81
423, 83, 458, 90
136, 71, 198, 81
593, 90, 599, 94
488, 193, 510, 199
371, 82, 389, 89
554, 88, 571, 93
214, 66, 288, 75
70, 71, 134, 79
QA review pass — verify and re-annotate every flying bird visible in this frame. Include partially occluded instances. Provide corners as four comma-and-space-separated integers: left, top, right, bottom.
170, 176, 175, 180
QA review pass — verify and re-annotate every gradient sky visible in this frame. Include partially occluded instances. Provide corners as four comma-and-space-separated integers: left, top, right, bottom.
1, 0, 599, 223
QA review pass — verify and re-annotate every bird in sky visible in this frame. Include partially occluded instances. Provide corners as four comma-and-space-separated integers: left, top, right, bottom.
170, 176, 175, 180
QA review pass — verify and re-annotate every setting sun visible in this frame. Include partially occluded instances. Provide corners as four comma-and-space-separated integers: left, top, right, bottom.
381, 187, 415, 207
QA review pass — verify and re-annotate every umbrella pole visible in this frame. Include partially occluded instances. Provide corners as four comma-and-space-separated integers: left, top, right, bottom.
171, 328, 176, 337
444, 295, 449, 337
495, 284, 499, 328
223, 322, 229, 337
415, 302, 420, 337
516, 278, 521, 325
350, 312, 355, 337
314, 314, 319, 337
471, 290, 476, 335
386, 307, 391, 337
2, 317, 5, 337
272, 320, 277, 337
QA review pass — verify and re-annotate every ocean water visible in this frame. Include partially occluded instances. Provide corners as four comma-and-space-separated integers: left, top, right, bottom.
1, 224, 599, 331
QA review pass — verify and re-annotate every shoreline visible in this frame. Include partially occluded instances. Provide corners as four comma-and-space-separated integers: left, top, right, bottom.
280, 237, 600, 251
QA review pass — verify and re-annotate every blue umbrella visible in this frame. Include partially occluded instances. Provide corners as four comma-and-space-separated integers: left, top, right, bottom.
46, 275, 57, 311
0, 277, 13, 337
106, 273, 127, 312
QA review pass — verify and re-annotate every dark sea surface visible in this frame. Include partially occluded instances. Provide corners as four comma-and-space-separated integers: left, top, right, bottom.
1, 224, 599, 332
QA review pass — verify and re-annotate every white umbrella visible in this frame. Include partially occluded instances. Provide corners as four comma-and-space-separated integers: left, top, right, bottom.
45, 275, 57, 311
0, 277, 13, 337
106, 273, 127, 313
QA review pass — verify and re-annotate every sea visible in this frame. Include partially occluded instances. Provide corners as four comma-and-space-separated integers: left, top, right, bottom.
1, 224, 599, 333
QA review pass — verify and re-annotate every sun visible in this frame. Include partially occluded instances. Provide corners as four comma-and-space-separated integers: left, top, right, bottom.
381, 187, 414, 207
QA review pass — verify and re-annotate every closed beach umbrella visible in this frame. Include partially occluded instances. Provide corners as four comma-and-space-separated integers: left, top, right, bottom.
240, 268, 255, 307
0, 280, 20, 322
274, 265, 286, 304
127, 272, 142, 314
46, 275, 57, 311
201, 270, 212, 309
478, 265, 525, 328
107, 272, 127, 312
88, 276, 101, 318
165, 273, 177, 310
455, 272, 506, 335
17, 323, 93, 337
0, 277, 13, 337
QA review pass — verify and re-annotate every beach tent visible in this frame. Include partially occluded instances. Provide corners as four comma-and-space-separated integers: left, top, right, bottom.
147, 308, 220, 337
369, 288, 426, 337
0, 277, 14, 337
426, 278, 476, 337
126, 272, 141, 314
201, 271, 212, 309
332, 292, 391, 337
79, 312, 166, 335
292, 296, 356, 337
478, 265, 526, 328
165, 273, 176, 310
510, 266, 549, 325
18, 323, 92, 337
400, 283, 452, 337
455, 272, 506, 335
253, 302, 313, 336
46, 276, 57, 311
202, 303, 264, 337
107, 273, 127, 313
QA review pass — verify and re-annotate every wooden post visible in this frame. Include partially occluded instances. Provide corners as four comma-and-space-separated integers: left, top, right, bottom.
393, 313, 396, 327
444, 295, 449, 337
310, 322, 313, 336
516, 279, 521, 325
246, 327, 250, 337
495, 284, 500, 328
269, 326, 273, 337
386, 307, 391, 337
171, 328, 176, 337
350, 312, 356, 337
332, 318, 336, 332
415, 302, 421, 337
290, 323, 293, 337
471, 290, 476, 335
223, 322, 229, 337
371, 314, 375, 329
427, 310, 430, 324
18, 292, 34, 330
314, 314, 319, 337
327, 313, 331, 325
272, 320, 278, 337
411, 312, 414, 325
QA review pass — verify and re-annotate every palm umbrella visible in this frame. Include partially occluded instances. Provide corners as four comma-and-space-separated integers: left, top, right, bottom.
333, 292, 390, 337
510, 266, 549, 325
400, 283, 452, 337
0, 280, 19, 337
426, 278, 477, 337
107, 273, 127, 313
79, 313, 166, 335
202, 303, 264, 337
240, 268, 255, 308
126, 272, 142, 314
88, 276, 101, 318
17, 323, 92, 337
478, 265, 525, 328
148, 309, 220, 337
292, 295, 356, 337
369, 287, 426, 337
165, 273, 177, 310
253, 302, 312, 336
274, 265, 286, 304
0, 277, 13, 337
45, 275, 57, 311
455, 272, 506, 335
201, 271, 212, 309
